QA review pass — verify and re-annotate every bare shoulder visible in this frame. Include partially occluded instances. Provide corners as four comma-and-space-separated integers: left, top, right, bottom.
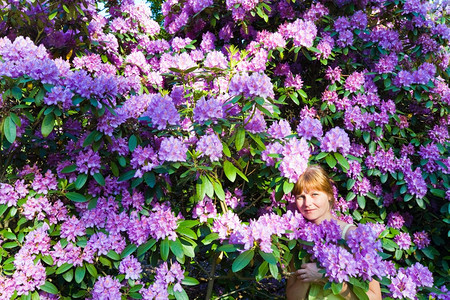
336, 220, 357, 239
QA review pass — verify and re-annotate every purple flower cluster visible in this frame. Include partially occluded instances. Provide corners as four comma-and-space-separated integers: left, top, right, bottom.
193, 196, 217, 222
196, 133, 223, 161
267, 120, 291, 139
279, 137, 310, 183
279, 19, 318, 48
394, 232, 411, 250
158, 136, 188, 162
257, 30, 287, 51
92, 275, 122, 299
193, 97, 224, 124
365, 147, 397, 174
261, 142, 283, 167
140, 262, 185, 298
228, 72, 274, 99
387, 212, 405, 229
224, 188, 246, 209
393, 63, 437, 87
344, 71, 365, 93
212, 211, 242, 240
389, 263, 433, 299
320, 127, 351, 155
119, 255, 142, 280
296, 117, 323, 140
76, 149, 102, 175
245, 110, 267, 133
0, 183, 20, 206
413, 231, 430, 249
131, 145, 160, 178
142, 94, 180, 130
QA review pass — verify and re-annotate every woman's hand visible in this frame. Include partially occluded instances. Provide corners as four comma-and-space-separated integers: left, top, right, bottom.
294, 263, 326, 283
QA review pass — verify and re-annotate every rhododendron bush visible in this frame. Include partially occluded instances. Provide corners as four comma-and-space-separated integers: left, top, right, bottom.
0, 0, 449, 299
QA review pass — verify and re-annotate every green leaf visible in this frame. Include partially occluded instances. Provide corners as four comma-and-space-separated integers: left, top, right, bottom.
176, 227, 197, 240
93, 173, 105, 186
325, 154, 337, 168
11, 86, 23, 100
259, 251, 277, 265
41, 113, 55, 137
181, 243, 195, 258
223, 160, 237, 182
283, 181, 294, 194
118, 170, 136, 182
129, 135, 138, 152
56, 263, 72, 275
161, 238, 170, 261
144, 172, 156, 188
331, 282, 343, 295
61, 164, 77, 173
2, 231, 16, 240
309, 284, 321, 297
430, 189, 445, 198
86, 263, 98, 278
75, 266, 85, 283
334, 153, 350, 170
269, 262, 279, 279
362, 131, 370, 144
83, 130, 101, 147
107, 250, 121, 260
315, 152, 328, 160
217, 243, 240, 252
169, 239, 184, 260
2, 241, 18, 248
357, 195, 366, 209
212, 179, 225, 201
235, 167, 249, 182
74, 174, 88, 190
202, 233, 219, 245
352, 285, 370, 300
235, 128, 245, 151
66, 192, 87, 203
222, 142, 231, 157
3, 116, 17, 143
232, 249, 254, 272
121, 244, 138, 258
174, 288, 189, 300
256, 261, 269, 281
181, 276, 200, 286
49, 10, 58, 20
40, 281, 59, 294
62, 268, 74, 282
348, 277, 369, 291
382, 238, 398, 252
137, 239, 157, 257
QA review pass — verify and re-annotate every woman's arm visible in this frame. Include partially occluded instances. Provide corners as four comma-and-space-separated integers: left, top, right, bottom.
286, 272, 310, 300
286, 259, 311, 300
292, 263, 382, 300
338, 279, 382, 300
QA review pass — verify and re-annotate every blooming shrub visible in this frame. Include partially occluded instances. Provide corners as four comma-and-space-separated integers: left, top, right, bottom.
0, 0, 448, 299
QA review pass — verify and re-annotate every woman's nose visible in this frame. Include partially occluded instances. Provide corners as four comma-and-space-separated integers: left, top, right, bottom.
303, 195, 312, 206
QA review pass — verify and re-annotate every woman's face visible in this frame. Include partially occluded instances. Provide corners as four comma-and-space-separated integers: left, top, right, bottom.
295, 189, 332, 225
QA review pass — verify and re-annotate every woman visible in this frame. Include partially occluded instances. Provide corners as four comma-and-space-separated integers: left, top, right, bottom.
286, 165, 382, 300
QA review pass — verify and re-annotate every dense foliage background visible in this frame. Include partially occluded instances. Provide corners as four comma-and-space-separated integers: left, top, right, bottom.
0, 0, 449, 299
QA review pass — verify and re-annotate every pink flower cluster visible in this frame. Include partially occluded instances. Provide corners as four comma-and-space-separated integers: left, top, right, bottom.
193, 196, 217, 222
142, 94, 180, 130
196, 133, 223, 161
320, 127, 351, 155
296, 117, 323, 140
228, 72, 274, 99
279, 137, 310, 183
140, 262, 185, 298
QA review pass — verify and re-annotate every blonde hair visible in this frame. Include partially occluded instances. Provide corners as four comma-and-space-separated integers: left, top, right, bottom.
292, 165, 335, 206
